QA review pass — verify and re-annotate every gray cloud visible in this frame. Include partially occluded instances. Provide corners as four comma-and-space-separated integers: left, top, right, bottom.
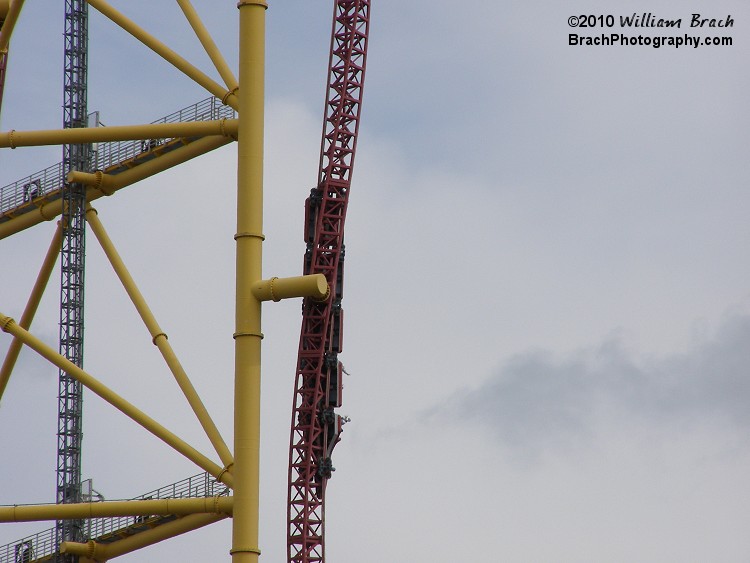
431, 315, 750, 452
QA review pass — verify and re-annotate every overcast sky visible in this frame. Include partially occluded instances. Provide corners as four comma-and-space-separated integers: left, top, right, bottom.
2, 1, 750, 561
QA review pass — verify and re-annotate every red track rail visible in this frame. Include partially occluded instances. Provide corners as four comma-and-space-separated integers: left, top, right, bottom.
0, 49, 8, 118
287, 1, 370, 561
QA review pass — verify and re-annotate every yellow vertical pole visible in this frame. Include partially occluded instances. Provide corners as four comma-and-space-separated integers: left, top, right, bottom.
232, 1, 266, 561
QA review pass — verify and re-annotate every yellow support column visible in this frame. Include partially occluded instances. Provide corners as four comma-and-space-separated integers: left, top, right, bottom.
233, 1, 266, 561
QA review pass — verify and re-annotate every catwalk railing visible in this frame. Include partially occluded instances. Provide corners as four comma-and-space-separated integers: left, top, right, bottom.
0, 96, 235, 219
0, 472, 230, 563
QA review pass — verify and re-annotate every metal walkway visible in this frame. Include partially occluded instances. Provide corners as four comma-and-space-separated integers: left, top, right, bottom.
0, 472, 230, 563
0, 96, 235, 224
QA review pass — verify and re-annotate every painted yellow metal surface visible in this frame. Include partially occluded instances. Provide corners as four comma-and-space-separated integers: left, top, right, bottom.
251, 274, 329, 302
232, 1, 267, 561
0, 1, 284, 559
0, 497, 233, 522
177, 0, 239, 92
87, 0, 239, 110
60, 513, 227, 561
0, 119, 237, 148
0, 223, 61, 401
0, 314, 233, 488
85, 206, 234, 470
0, 135, 232, 240
0, 0, 24, 52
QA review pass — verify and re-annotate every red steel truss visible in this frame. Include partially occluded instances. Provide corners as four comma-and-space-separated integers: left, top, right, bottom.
0, 49, 7, 118
287, 1, 370, 561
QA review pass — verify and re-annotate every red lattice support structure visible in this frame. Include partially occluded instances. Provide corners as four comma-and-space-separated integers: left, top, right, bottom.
0, 50, 8, 118
287, 1, 370, 562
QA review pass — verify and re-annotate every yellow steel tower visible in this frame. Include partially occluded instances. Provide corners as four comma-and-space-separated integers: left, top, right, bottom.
0, 1, 332, 561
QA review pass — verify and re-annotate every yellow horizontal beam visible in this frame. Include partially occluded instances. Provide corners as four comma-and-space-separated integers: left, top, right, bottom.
0, 135, 231, 240
250, 274, 329, 302
61, 513, 227, 560
0, 496, 233, 523
0, 119, 237, 149
87, 0, 239, 110
0, 314, 233, 488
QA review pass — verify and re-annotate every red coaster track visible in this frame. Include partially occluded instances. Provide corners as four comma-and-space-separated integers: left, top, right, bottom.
287, 1, 370, 561
0, 2, 8, 120
0, 49, 7, 118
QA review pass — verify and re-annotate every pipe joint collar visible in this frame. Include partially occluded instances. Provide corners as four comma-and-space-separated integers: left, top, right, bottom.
237, 0, 267, 8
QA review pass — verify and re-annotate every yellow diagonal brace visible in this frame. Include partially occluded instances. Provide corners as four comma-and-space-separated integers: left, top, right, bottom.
0, 0, 25, 52
0, 314, 233, 488
0, 135, 231, 240
85, 205, 234, 471
0, 496, 233, 522
60, 513, 227, 561
86, 0, 239, 110
67, 134, 232, 194
0, 222, 61, 402
177, 0, 238, 92
0, 119, 238, 148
